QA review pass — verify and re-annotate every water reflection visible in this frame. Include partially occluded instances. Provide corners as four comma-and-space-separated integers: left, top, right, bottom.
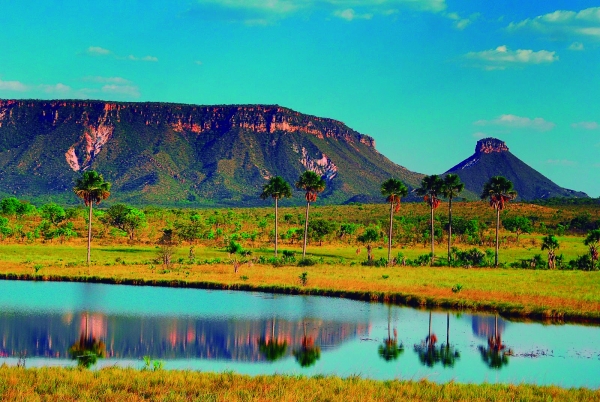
477, 314, 511, 369
68, 312, 106, 368
257, 319, 287, 362
414, 312, 460, 368
293, 321, 321, 367
378, 305, 403, 362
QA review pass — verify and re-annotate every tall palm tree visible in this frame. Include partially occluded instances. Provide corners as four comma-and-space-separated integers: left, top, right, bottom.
415, 175, 444, 262
260, 176, 292, 257
381, 178, 408, 266
541, 235, 560, 269
295, 171, 326, 258
73, 170, 111, 266
481, 176, 517, 267
441, 174, 464, 265
584, 229, 600, 270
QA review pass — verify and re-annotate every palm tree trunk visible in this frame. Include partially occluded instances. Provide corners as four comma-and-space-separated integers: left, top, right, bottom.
274, 197, 279, 257
87, 201, 93, 266
387, 201, 394, 266
430, 205, 435, 264
495, 208, 500, 267
447, 198, 453, 264
302, 201, 310, 258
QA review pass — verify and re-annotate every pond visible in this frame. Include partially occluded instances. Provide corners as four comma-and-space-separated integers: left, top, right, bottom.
0, 280, 599, 388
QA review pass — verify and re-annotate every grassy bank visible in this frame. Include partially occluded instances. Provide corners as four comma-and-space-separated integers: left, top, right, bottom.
0, 367, 598, 401
1, 246, 599, 322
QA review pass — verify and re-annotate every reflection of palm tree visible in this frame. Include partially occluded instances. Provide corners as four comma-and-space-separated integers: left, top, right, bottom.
293, 321, 321, 368
378, 305, 404, 361
69, 312, 106, 368
69, 335, 106, 368
414, 312, 441, 367
258, 319, 288, 362
478, 314, 510, 369
439, 312, 460, 367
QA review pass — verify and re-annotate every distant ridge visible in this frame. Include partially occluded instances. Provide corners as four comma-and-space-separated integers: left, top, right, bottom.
444, 138, 587, 201
0, 99, 423, 206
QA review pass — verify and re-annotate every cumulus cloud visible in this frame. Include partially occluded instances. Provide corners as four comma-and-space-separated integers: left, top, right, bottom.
571, 121, 599, 130
84, 47, 158, 62
472, 132, 487, 139
0, 79, 29, 92
187, 0, 446, 24
39, 83, 72, 94
507, 6, 600, 42
474, 114, 556, 132
87, 46, 111, 56
447, 11, 479, 30
466, 45, 558, 69
333, 8, 372, 20
569, 42, 585, 50
83, 76, 132, 85
101, 84, 140, 98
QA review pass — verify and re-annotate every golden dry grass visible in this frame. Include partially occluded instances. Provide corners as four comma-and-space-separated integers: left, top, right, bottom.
0, 367, 598, 401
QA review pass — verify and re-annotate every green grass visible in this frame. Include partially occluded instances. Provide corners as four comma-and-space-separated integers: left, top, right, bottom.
0, 367, 597, 401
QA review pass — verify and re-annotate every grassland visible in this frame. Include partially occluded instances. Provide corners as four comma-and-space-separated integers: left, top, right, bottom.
0, 367, 598, 401
0, 242, 598, 322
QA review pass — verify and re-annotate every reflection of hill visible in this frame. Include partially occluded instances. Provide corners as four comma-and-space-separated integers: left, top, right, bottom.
472, 315, 506, 339
0, 312, 368, 361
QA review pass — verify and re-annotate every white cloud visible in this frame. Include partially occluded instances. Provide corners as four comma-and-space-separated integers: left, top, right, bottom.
474, 114, 556, 132
466, 45, 558, 69
101, 84, 140, 98
39, 83, 72, 94
571, 121, 599, 130
83, 76, 132, 85
569, 42, 585, 51
195, 60, 204, 65
334, 8, 372, 20
472, 132, 487, 139
87, 46, 111, 56
126, 55, 158, 62
546, 159, 577, 166
447, 11, 478, 30
0, 79, 29, 92
188, 0, 446, 24
507, 7, 600, 41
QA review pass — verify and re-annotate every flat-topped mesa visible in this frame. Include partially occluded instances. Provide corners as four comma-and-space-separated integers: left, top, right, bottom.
476, 138, 509, 154
0, 100, 376, 148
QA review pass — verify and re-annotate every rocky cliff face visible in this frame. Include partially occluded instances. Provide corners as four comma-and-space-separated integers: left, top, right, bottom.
476, 138, 509, 154
0, 99, 419, 205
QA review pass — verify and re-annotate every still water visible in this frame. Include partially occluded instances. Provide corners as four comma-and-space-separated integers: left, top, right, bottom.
0, 280, 598, 388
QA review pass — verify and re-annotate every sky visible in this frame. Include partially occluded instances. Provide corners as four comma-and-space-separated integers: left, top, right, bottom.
1, 0, 599, 196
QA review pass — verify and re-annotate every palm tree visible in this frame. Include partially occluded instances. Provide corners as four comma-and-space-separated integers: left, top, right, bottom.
584, 229, 600, 270
295, 171, 326, 259
480, 176, 517, 267
541, 235, 560, 269
73, 170, 111, 266
415, 175, 444, 262
260, 176, 292, 257
381, 178, 408, 266
441, 174, 464, 265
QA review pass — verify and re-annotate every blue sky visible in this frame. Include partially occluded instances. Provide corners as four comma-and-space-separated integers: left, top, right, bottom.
1, 0, 599, 196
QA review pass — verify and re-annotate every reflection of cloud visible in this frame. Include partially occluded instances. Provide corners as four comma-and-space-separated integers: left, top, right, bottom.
474, 114, 555, 131
466, 45, 558, 70
571, 121, 598, 130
